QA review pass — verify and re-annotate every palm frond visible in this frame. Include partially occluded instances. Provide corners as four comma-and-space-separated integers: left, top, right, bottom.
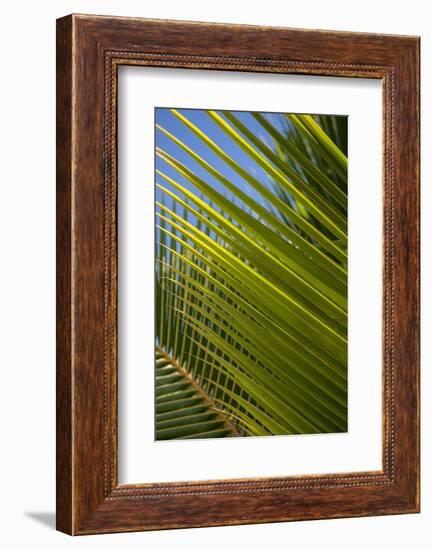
154, 108, 348, 440
155, 348, 239, 439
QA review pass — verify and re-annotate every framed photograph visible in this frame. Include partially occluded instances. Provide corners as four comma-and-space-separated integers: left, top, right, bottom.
56, 14, 420, 535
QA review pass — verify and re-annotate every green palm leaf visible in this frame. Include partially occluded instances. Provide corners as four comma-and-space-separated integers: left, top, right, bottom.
156, 348, 239, 439
154, 108, 348, 440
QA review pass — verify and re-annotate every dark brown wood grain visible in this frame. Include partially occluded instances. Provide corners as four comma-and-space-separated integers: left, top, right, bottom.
56, 15, 73, 535
56, 14, 420, 535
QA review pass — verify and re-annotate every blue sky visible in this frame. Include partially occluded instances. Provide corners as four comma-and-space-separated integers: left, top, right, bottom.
155, 108, 288, 214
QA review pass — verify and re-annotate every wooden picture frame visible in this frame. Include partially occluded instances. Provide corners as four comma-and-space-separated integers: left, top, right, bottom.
56, 14, 420, 535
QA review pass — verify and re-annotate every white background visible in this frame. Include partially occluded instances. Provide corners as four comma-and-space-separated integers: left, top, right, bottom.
0, 1, 428, 548
118, 68, 382, 483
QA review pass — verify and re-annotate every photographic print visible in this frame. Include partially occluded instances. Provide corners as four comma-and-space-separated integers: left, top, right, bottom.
155, 108, 348, 441
57, 16, 420, 533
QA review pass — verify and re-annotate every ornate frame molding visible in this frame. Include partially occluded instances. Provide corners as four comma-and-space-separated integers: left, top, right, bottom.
57, 15, 419, 534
